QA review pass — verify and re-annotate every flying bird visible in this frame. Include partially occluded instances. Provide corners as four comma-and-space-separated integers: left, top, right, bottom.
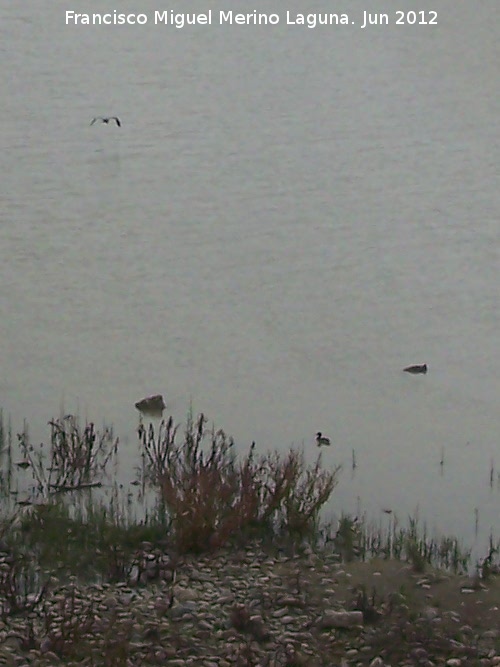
90, 116, 121, 127
316, 432, 331, 447
403, 364, 428, 374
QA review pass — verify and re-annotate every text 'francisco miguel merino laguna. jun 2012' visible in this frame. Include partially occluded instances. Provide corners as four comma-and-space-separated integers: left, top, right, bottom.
65, 10, 438, 30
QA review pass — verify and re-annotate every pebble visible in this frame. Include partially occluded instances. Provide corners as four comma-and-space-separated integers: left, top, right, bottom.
280, 615, 295, 624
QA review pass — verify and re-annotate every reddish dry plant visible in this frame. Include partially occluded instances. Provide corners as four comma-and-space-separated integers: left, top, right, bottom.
149, 414, 340, 553
39, 587, 137, 664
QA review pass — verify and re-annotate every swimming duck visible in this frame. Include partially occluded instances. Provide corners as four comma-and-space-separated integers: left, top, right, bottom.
316, 432, 331, 447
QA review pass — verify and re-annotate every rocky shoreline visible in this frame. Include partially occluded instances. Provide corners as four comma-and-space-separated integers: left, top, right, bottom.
1, 542, 499, 666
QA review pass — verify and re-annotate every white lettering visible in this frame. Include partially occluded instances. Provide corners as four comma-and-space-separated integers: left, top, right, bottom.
65, 11, 148, 25
220, 11, 279, 25
154, 11, 212, 27
287, 12, 349, 27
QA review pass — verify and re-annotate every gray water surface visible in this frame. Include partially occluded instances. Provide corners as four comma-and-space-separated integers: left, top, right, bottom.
1, 0, 499, 554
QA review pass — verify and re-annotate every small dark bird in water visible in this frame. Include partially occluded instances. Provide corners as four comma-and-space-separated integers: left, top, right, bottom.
90, 116, 121, 127
403, 364, 428, 374
316, 432, 331, 447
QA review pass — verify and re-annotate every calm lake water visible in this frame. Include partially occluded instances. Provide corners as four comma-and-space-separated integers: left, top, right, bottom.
1, 0, 499, 557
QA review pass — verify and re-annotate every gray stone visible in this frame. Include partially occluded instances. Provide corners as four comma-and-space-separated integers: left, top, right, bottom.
317, 610, 363, 629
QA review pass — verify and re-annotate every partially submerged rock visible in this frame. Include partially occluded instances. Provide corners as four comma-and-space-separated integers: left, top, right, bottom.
134, 394, 166, 415
403, 364, 428, 374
